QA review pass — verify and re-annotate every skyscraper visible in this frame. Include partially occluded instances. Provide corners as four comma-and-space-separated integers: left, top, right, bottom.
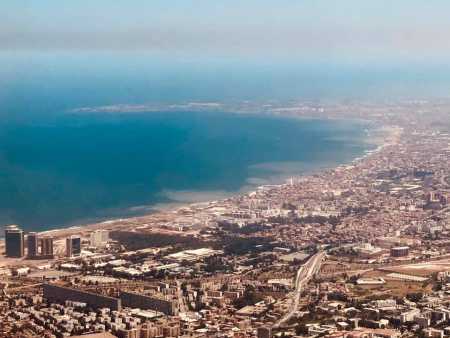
27, 232, 39, 258
40, 236, 54, 258
4, 225, 25, 258
66, 235, 81, 257
90, 229, 109, 247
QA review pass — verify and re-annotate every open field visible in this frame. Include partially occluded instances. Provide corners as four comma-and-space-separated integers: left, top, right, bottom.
378, 259, 450, 277
351, 269, 433, 298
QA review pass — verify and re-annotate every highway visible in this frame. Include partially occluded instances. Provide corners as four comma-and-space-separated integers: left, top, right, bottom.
273, 251, 326, 328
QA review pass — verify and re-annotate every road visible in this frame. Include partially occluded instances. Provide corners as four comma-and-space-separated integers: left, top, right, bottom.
273, 251, 326, 328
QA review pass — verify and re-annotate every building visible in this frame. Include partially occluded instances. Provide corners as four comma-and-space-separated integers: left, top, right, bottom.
139, 322, 180, 338
117, 328, 140, 338
4, 225, 25, 258
40, 236, 54, 258
90, 229, 109, 247
43, 283, 121, 311
353, 243, 384, 258
27, 232, 39, 258
400, 308, 421, 323
66, 235, 81, 257
390, 246, 410, 257
257, 327, 272, 338
26, 233, 53, 259
120, 291, 179, 315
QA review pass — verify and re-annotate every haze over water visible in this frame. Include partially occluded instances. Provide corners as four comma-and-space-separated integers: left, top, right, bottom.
3, 44, 450, 232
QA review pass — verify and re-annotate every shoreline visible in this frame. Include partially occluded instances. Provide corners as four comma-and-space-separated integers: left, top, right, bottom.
5, 119, 395, 243
0, 110, 374, 235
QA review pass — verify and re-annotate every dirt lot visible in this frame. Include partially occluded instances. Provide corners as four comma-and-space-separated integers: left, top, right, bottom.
379, 259, 450, 277
351, 269, 433, 299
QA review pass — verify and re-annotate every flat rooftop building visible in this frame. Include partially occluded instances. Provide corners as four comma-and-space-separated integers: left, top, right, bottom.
43, 283, 121, 311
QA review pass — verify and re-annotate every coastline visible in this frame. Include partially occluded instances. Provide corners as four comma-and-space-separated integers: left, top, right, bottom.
0, 109, 374, 233
9, 119, 397, 242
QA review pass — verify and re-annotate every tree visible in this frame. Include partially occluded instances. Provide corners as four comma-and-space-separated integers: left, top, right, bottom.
233, 285, 263, 309
406, 292, 423, 303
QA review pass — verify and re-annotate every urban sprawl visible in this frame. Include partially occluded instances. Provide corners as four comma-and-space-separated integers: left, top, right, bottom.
1, 100, 450, 338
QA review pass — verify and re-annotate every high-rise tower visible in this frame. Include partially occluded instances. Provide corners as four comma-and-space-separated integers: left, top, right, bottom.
40, 236, 54, 258
27, 232, 39, 258
66, 235, 81, 257
4, 225, 25, 258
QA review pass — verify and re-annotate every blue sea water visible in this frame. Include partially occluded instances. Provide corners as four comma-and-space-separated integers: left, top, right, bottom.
0, 51, 407, 231
0, 111, 372, 231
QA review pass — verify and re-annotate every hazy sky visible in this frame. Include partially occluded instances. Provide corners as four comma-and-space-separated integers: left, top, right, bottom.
2, 1, 450, 64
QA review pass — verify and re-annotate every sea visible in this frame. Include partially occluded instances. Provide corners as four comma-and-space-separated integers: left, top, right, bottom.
4, 50, 436, 232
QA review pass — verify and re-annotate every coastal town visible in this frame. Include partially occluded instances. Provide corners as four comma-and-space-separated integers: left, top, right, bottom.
1, 99, 450, 338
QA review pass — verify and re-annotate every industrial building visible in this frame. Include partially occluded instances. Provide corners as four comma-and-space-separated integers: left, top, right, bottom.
390, 246, 410, 257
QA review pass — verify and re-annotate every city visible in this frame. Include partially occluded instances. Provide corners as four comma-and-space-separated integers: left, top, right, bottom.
0, 99, 449, 338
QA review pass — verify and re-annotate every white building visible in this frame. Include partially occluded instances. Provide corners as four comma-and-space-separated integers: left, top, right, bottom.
90, 230, 109, 247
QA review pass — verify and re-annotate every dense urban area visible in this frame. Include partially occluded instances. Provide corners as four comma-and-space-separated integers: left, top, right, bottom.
1, 100, 450, 338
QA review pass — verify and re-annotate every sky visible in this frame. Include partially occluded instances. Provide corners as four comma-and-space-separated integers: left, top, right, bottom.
2, 1, 450, 64
1, 1, 450, 228
2, 0, 450, 108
